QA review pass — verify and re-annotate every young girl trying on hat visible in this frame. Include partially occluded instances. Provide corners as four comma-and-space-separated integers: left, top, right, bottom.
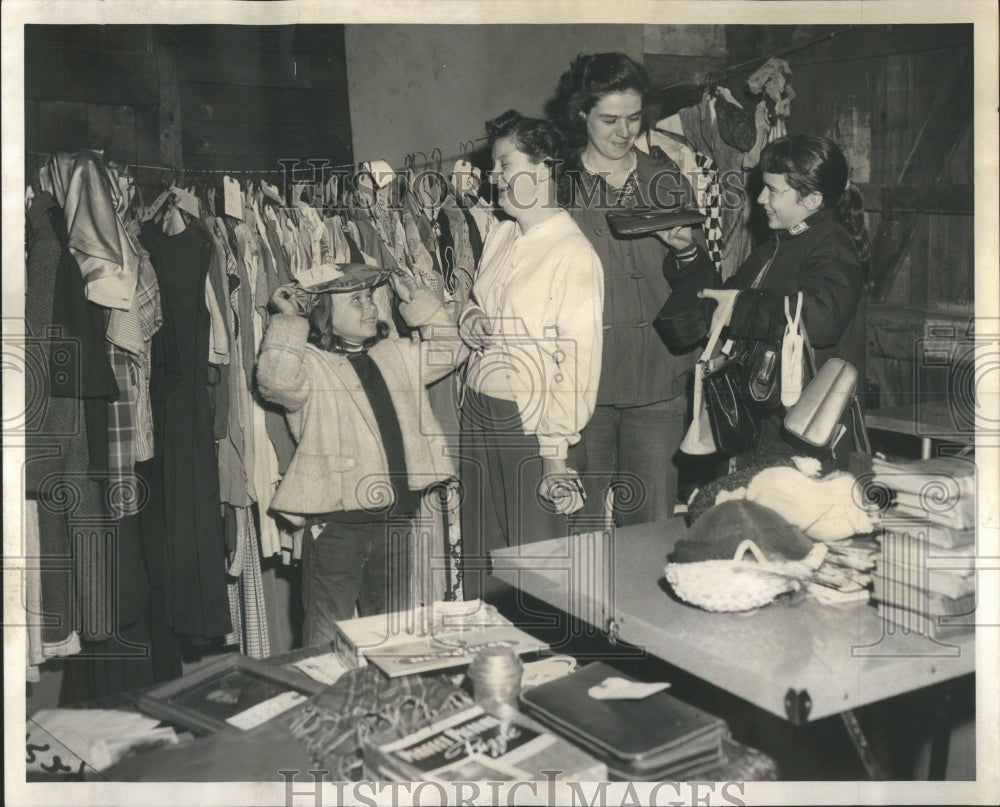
257, 265, 463, 645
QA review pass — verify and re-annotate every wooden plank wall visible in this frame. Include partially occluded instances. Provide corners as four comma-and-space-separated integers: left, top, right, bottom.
164, 25, 353, 174
643, 24, 727, 118
24, 25, 353, 198
723, 25, 975, 409
25, 25, 161, 188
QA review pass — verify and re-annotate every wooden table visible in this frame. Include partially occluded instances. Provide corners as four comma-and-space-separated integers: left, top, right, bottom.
865, 400, 974, 458
490, 519, 974, 777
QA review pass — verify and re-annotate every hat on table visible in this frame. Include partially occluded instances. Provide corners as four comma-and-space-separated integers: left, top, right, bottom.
671, 500, 813, 564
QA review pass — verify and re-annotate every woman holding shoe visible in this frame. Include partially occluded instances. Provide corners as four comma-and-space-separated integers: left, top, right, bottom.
550, 52, 712, 528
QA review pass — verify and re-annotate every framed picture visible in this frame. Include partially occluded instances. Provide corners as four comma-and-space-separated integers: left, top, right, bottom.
136, 654, 325, 736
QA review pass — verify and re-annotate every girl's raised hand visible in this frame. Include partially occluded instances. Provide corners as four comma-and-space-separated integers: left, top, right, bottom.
270, 283, 303, 315
389, 269, 418, 304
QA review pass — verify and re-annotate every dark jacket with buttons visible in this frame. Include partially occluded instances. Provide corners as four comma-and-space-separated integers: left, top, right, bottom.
566, 148, 700, 407
726, 207, 866, 378
723, 207, 867, 460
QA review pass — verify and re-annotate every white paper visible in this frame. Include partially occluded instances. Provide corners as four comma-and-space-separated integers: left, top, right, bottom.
28, 709, 178, 771
520, 655, 577, 689
587, 676, 671, 700
292, 652, 352, 686
225, 691, 307, 730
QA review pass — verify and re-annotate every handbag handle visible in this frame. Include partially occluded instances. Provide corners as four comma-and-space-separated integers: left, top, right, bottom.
680, 290, 740, 456
784, 292, 817, 375
697, 291, 740, 367
750, 239, 781, 289
733, 539, 768, 564
802, 320, 816, 376
784, 292, 802, 331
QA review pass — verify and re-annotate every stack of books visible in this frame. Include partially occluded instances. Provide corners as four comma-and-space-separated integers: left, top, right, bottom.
869, 456, 976, 638
364, 704, 607, 782
873, 526, 975, 639
871, 455, 976, 530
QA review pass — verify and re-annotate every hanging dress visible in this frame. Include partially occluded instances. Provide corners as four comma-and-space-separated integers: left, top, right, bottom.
142, 218, 232, 638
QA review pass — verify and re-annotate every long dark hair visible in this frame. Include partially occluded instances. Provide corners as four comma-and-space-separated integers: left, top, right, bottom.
306, 292, 390, 353
547, 52, 650, 157
759, 135, 871, 266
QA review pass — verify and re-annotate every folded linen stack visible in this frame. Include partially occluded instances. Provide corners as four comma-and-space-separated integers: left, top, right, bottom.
868, 456, 976, 638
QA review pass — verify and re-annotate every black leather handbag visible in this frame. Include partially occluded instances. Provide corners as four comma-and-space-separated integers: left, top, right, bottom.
702, 351, 762, 455
729, 288, 785, 410
743, 337, 783, 409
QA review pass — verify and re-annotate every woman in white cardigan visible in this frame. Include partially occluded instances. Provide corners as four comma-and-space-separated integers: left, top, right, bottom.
458, 110, 605, 602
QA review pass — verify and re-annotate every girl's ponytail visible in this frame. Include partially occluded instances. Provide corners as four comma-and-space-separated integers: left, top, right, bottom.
836, 182, 871, 270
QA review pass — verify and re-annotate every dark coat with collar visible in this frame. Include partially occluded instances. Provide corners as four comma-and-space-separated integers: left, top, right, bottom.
726, 207, 866, 378
723, 207, 867, 460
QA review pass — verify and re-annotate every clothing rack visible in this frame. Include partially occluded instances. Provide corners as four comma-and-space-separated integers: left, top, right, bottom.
26, 136, 489, 181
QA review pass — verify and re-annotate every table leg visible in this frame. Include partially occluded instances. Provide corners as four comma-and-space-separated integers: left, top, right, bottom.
927, 682, 954, 780
840, 709, 888, 780
921, 437, 932, 459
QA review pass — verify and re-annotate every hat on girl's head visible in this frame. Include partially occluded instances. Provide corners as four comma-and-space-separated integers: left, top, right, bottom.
296, 263, 391, 294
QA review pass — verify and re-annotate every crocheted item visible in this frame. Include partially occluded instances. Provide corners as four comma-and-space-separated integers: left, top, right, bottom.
665, 539, 827, 612
286, 665, 472, 780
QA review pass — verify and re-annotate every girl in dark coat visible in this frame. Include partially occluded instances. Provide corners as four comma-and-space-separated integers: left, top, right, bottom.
693, 134, 870, 464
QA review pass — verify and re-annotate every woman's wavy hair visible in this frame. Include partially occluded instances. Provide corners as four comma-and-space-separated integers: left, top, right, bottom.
306, 292, 390, 354
547, 52, 651, 158
760, 134, 872, 268
484, 109, 566, 175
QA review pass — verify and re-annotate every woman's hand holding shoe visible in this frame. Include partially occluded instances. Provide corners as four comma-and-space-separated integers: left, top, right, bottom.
655, 224, 697, 253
